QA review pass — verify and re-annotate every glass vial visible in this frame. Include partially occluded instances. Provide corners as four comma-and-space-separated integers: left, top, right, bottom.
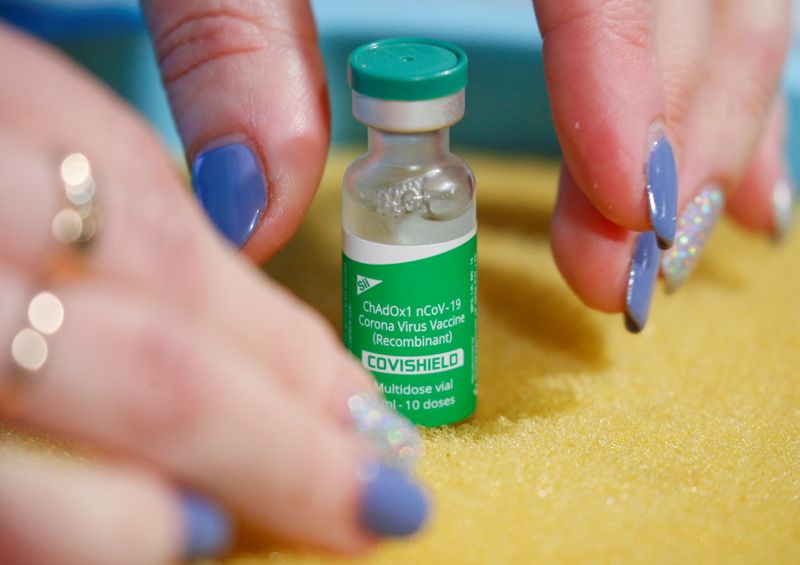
342, 38, 477, 427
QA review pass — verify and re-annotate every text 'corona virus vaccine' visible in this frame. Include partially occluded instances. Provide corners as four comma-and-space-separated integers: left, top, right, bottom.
342, 38, 477, 427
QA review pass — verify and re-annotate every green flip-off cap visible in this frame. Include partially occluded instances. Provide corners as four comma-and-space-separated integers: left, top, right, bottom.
348, 37, 468, 101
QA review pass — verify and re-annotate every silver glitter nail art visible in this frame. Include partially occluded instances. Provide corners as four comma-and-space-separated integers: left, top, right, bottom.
772, 178, 795, 242
661, 185, 725, 293
348, 392, 423, 472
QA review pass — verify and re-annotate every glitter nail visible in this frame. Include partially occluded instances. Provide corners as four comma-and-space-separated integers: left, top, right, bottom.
661, 185, 725, 293
348, 392, 423, 472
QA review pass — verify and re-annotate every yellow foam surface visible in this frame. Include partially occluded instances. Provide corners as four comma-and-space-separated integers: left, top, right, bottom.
250, 151, 800, 564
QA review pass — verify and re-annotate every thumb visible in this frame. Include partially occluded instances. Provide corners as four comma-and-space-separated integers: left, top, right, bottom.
142, 0, 329, 259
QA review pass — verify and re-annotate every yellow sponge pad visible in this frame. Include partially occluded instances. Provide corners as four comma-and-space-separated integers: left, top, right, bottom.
252, 151, 800, 564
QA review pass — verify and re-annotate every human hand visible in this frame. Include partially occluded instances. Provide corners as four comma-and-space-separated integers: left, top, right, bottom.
140, 0, 332, 260
0, 17, 427, 564
147, 0, 794, 333
533, 0, 794, 330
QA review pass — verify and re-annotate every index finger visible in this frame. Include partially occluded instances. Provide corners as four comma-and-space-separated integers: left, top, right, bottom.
0, 24, 371, 423
533, 0, 678, 248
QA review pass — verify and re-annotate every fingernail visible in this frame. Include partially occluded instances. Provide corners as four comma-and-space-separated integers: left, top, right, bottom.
772, 177, 795, 242
359, 462, 429, 538
348, 392, 423, 472
646, 132, 678, 249
625, 231, 660, 333
661, 185, 725, 293
180, 491, 232, 559
191, 143, 267, 248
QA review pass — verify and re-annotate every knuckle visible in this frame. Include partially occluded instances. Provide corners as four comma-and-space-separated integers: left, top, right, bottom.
118, 122, 171, 169
261, 300, 359, 414
296, 316, 343, 367
742, 29, 787, 98
734, 74, 778, 128
278, 433, 342, 516
600, 0, 655, 52
313, 354, 357, 416
542, 0, 655, 52
664, 89, 691, 133
155, 6, 263, 85
662, 69, 698, 143
152, 1, 315, 86
726, 41, 785, 129
725, 23, 790, 120
104, 165, 208, 309
277, 309, 338, 360
118, 316, 207, 444
734, 1, 792, 69
660, 54, 703, 107
741, 30, 788, 88
281, 464, 316, 510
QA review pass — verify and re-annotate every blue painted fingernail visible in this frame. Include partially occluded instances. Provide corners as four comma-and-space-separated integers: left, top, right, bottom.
191, 143, 267, 248
625, 231, 660, 333
180, 491, 232, 559
646, 134, 678, 249
359, 462, 429, 537
348, 392, 424, 473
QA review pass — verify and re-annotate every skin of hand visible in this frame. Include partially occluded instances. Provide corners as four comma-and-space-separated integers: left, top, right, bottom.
538, 0, 793, 320
0, 0, 793, 562
142, 0, 792, 321
0, 11, 427, 564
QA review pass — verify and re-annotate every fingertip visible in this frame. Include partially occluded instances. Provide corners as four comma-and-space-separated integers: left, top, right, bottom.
358, 463, 430, 539
551, 166, 631, 314
179, 491, 233, 559
536, 0, 667, 233
552, 169, 662, 332
186, 99, 330, 264
0, 453, 183, 565
145, 0, 330, 262
240, 127, 329, 263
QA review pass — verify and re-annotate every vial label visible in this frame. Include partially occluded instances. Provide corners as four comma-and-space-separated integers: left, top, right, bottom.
342, 229, 477, 427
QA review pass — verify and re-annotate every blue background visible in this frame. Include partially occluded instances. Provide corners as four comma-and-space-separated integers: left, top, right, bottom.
1, 0, 798, 182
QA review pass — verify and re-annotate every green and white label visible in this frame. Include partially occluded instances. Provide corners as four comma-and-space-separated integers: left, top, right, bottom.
342, 229, 477, 427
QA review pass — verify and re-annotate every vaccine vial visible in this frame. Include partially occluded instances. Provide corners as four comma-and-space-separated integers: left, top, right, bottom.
342, 38, 477, 427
